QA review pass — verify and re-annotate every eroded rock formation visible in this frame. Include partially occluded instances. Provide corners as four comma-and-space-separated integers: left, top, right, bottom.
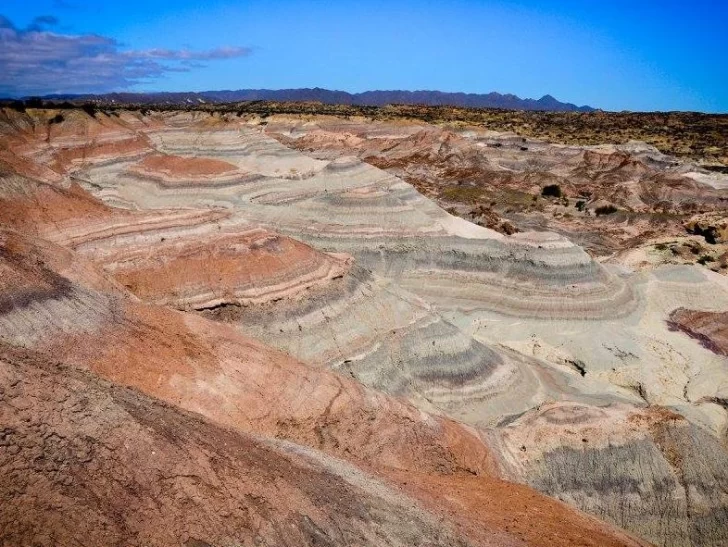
2, 105, 728, 546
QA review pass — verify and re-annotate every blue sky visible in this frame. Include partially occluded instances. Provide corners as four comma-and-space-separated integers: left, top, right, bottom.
1, 0, 726, 111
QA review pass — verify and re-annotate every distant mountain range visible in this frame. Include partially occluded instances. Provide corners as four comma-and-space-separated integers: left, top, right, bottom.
39, 88, 595, 112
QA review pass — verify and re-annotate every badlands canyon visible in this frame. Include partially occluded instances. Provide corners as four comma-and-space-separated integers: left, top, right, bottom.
1, 103, 727, 546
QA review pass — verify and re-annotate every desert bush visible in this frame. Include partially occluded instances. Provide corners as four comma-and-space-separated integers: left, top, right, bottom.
541, 184, 562, 198
595, 205, 618, 216
8, 100, 26, 112
81, 103, 98, 117
442, 186, 482, 203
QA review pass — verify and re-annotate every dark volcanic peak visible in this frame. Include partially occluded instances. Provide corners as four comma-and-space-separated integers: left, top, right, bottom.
36, 88, 595, 112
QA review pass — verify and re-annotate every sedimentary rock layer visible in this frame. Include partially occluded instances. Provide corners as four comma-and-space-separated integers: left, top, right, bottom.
668, 308, 728, 356
0, 211, 645, 547
2, 106, 728, 546
266, 117, 728, 258
73, 123, 638, 322
497, 403, 728, 547
0, 347, 472, 547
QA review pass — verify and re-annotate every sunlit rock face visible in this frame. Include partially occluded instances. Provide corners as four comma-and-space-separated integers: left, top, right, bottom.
2, 180, 644, 547
2, 106, 728, 546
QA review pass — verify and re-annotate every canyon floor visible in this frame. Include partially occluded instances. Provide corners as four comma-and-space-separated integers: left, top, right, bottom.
1, 104, 727, 546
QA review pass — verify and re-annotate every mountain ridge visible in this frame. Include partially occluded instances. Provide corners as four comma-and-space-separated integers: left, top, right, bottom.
35, 87, 595, 112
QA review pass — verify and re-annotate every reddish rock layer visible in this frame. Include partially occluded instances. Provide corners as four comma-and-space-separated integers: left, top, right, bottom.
0, 228, 480, 475
135, 153, 239, 176
668, 308, 728, 356
1, 346, 470, 547
0, 344, 648, 547
0, 170, 350, 310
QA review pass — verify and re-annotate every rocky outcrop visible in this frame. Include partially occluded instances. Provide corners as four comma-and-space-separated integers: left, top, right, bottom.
498, 404, 728, 547
685, 215, 728, 244
668, 308, 728, 356
268, 118, 728, 259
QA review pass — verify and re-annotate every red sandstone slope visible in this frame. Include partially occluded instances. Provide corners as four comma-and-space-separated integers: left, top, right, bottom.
1, 346, 472, 547
1, 343, 646, 547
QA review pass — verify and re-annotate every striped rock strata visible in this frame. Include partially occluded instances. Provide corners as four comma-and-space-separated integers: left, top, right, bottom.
3, 107, 728, 546
0, 223, 646, 547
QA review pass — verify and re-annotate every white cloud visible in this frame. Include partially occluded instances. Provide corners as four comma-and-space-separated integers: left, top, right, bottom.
0, 15, 252, 96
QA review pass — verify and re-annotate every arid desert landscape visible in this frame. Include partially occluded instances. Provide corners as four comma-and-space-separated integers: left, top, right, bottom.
0, 101, 727, 546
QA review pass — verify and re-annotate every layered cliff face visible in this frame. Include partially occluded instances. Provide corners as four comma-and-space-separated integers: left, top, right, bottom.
2, 106, 728, 546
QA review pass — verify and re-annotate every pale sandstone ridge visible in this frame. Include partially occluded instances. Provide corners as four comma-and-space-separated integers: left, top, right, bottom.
2, 106, 728, 546
70, 119, 638, 322
267, 118, 728, 258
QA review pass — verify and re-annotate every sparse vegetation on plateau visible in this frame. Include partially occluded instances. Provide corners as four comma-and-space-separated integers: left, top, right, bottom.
3, 98, 726, 165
